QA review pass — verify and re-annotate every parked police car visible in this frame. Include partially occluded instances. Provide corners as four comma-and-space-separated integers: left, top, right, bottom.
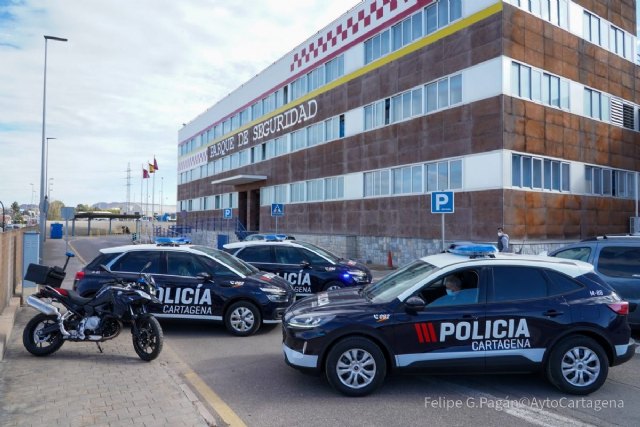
282, 245, 636, 396
223, 240, 372, 295
73, 240, 295, 336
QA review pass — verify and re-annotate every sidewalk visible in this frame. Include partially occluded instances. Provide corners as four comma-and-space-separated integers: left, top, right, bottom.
0, 238, 214, 426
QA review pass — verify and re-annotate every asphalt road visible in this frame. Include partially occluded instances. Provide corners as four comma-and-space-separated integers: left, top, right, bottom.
69, 236, 640, 427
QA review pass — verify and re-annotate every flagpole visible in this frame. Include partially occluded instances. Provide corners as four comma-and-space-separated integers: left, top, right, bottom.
141, 164, 144, 216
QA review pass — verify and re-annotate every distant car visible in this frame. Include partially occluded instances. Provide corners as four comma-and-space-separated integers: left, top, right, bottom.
73, 241, 295, 336
224, 240, 372, 296
548, 235, 640, 328
244, 233, 296, 241
282, 244, 636, 396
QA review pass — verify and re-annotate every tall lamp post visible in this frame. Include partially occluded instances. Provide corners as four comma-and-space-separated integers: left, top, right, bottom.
39, 35, 67, 260
46, 137, 56, 197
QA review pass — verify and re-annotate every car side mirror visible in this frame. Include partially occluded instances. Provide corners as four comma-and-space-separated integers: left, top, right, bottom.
405, 296, 426, 313
196, 272, 213, 282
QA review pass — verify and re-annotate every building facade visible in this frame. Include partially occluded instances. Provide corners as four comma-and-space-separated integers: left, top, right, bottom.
177, 0, 640, 264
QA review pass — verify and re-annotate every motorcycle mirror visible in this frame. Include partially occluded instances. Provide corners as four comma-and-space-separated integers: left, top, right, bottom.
65, 251, 75, 258
98, 264, 111, 273
141, 261, 152, 273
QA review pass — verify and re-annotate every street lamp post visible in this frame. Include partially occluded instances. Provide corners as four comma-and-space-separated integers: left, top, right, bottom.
39, 35, 67, 261
46, 137, 56, 198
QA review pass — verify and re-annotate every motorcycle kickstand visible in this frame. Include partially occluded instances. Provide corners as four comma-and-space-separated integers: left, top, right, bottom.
96, 342, 104, 353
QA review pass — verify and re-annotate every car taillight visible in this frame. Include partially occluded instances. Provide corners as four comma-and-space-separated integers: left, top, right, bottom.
607, 301, 629, 315
74, 271, 85, 281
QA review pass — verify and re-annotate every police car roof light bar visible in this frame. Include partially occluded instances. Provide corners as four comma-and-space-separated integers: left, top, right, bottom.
155, 237, 191, 246
448, 244, 497, 259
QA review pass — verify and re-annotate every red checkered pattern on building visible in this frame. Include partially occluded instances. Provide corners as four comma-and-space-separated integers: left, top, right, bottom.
290, 0, 424, 72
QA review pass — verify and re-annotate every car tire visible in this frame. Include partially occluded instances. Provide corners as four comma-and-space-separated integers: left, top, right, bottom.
323, 281, 344, 292
225, 301, 261, 337
546, 336, 609, 395
325, 337, 386, 397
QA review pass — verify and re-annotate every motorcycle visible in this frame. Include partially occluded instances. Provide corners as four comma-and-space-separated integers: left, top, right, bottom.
23, 252, 164, 361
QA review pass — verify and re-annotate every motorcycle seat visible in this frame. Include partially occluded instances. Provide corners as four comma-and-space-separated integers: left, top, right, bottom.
65, 289, 92, 305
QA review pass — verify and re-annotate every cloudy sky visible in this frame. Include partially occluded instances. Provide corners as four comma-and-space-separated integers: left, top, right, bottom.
0, 0, 351, 209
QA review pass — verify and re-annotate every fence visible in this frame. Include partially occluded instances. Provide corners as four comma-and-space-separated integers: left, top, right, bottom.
0, 228, 26, 315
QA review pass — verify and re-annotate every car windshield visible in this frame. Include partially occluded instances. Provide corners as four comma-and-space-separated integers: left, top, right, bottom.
192, 245, 259, 276
294, 241, 341, 263
363, 260, 439, 303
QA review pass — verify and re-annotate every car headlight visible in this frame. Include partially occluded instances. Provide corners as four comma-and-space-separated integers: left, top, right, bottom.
286, 314, 336, 329
260, 286, 289, 303
347, 270, 369, 283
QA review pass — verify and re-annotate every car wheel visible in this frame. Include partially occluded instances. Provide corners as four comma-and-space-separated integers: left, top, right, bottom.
325, 337, 386, 397
224, 301, 261, 337
323, 281, 344, 291
546, 336, 609, 395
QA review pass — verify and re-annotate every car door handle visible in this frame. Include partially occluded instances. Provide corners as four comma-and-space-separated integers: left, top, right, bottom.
462, 314, 478, 320
543, 310, 564, 317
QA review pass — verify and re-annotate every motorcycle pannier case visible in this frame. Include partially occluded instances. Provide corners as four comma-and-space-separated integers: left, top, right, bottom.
24, 264, 66, 288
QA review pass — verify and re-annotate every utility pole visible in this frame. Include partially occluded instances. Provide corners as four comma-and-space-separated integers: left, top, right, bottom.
125, 163, 131, 213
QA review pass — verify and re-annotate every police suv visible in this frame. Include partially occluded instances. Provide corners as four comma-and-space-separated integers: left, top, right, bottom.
282, 245, 636, 396
73, 240, 294, 336
223, 240, 372, 296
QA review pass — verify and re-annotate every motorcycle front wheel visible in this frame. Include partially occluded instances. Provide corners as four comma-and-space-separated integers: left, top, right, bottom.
23, 313, 64, 357
132, 316, 163, 361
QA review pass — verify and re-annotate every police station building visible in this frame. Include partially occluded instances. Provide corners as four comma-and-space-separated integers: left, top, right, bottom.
177, 0, 640, 264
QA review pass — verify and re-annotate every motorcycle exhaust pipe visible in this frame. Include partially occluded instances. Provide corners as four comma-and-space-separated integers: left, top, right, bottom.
26, 295, 60, 316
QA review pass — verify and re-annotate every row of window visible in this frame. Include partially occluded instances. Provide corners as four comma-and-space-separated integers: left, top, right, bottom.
511, 0, 634, 63
364, 73, 462, 130
510, 60, 636, 131
179, 54, 345, 157
585, 166, 637, 198
510, 62, 569, 110
583, 11, 633, 59
179, 192, 238, 213
512, 154, 570, 192
364, 160, 463, 198
179, 116, 344, 185
364, 0, 462, 64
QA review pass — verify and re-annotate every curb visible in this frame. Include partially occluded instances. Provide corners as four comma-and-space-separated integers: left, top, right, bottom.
0, 297, 20, 362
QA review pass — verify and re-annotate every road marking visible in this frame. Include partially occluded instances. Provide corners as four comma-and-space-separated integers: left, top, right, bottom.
67, 240, 86, 265
164, 343, 247, 427
440, 381, 600, 427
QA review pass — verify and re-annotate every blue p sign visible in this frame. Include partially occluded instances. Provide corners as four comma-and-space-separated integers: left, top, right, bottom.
223, 208, 232, 219
431, 191, 454, 213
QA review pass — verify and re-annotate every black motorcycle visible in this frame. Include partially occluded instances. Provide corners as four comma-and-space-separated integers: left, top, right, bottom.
23, 252, 164, 361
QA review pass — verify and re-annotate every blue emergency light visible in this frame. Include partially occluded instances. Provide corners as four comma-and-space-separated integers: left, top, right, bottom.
448, 243, 497, 258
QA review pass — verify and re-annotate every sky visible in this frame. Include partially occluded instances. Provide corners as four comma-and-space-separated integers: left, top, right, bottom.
0, 0, 351, 209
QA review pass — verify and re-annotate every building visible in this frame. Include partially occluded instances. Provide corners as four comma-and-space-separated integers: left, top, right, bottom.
177, 0, 640, 264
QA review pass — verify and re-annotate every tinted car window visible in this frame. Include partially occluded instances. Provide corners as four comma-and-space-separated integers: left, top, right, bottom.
597, 246, 640, 278
197, 256, 238, 278
166, 252, 207, 277
274, 247, 306, 264
111, 251, 163, 274
544, 269, 583, 295
490, 266, 547, 302
86, 252, 123, 270
553, 247, 591, 262
301, 249, 329, 265
238, 246, 273, 263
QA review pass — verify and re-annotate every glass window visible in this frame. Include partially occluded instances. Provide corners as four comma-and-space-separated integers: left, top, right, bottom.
597, 247, 640, 278
167, 252, 207, 277
426, 82, 438, 112
531, 70, 541, 102
411, 88, 423, 115
437, 78, 449, 109
450, 74, 462, 104
438, 162, 448, 190
512, 154, 521, 187
425, 4, 437, 34
553, 247, 591, 262
490, 266, 548, 302
450, 160, 462, 189
237, 246, 273, 263
111, 251, 163, 274
544, 270, 583, 295
274, 247, 306, 264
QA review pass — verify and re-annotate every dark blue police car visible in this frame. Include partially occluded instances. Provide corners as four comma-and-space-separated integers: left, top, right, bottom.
282, 245, 636, 396
223, 240, 372, 296
73, 242, 294, 336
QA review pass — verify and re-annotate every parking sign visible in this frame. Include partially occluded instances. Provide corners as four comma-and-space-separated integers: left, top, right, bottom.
431, 191, 454, 214
223, 208, 232, 219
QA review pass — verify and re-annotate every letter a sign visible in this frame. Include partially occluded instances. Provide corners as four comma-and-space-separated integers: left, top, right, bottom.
271, 203, 285, 217
431, 191, 454, 214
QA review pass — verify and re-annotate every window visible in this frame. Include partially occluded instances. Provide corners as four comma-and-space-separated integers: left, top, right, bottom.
583, 11, 601, 45
166, 252, 206, 277
552, 247, 591, 262
544, 270, 583, 295
597, 247, 640, 278
364, 100, 389, 130
424, 160, 462, 192
393, 165, 422, 194
325, 177, 344, 200
237, 246, 272, 263
512, 62, 569, 110
585, 166, 636, 198
364, 170, 390, 197
307, 179, 323, 201
274, 247, 306, 264
325, 55, 344, 82
490, 266, 548, 302
290, 182, 305, 203
512, 154, 569, 192
111, 251, 162, 274
609, 26, 626, 57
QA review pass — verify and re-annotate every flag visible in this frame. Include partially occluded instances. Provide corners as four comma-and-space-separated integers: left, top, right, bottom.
149, 162, 155, 173
143, 168, 149, 179
153, 157, 159, 171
